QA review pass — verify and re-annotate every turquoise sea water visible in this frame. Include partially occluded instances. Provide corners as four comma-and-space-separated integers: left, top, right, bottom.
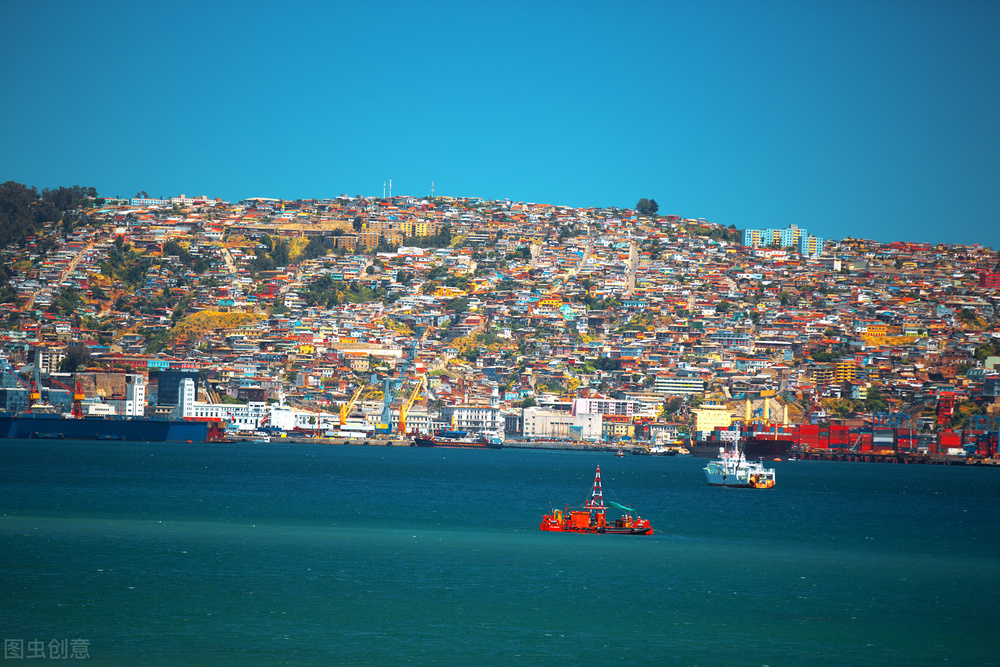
1, 440, 998, 666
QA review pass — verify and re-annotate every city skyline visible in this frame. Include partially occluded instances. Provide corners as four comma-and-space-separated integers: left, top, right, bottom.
2, 1, 998, 249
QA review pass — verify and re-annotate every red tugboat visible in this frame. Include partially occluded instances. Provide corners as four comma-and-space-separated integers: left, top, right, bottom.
539, 466, 653, 535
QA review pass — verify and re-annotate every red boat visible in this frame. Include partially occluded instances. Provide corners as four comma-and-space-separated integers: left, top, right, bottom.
539, 466, 653, 535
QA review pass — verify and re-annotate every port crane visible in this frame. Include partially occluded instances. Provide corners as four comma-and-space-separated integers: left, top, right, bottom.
29, 357, 43, 411
377, 329, 423, 434
340, 383, 365, 427
378, 375, 402, 434
398, 377, 424, 436
46, 376, 86, 418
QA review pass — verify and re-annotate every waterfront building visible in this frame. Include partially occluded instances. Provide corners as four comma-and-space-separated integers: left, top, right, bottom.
157, 369, 199, 407
571, 397, 641, 417
439, 404, 504, 435
521, 406, 602, 441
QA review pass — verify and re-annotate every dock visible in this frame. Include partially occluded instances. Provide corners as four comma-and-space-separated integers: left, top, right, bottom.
796, 448, 1000, 465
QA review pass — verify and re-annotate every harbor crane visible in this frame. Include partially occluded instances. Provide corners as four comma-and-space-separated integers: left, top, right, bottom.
398, 377, 424, 436
47, 376, 86, 418
340, 383, 365, 427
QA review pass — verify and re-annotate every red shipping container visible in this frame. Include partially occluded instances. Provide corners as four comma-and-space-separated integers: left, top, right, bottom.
939, 432, 961, 447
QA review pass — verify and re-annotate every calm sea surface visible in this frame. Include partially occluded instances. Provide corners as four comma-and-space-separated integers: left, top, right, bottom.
1, 439, 998, 666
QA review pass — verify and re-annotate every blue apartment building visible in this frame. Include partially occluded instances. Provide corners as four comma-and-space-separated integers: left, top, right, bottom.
742, 224, 823, 255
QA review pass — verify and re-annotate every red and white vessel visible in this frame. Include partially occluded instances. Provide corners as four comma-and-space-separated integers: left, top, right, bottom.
539, 466, 653, 535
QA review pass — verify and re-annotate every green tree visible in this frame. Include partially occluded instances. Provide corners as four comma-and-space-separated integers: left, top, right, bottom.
269, 236, 291, 266
303, 236, 327, 260
450, 297, 469, 316
636, 198, 659, 216
59, 345, 92, 372
660, 396, 682, 419
0, 182, 101, 248
865, 386, 888, 413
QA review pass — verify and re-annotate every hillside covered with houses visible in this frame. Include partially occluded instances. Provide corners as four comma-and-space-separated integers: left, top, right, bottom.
2, 184, 1000, 447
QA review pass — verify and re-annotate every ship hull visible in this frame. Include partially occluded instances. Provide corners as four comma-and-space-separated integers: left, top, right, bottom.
539, 524, 652, 535
0, 413, 209, 442
690, 437, 794, 460
601, 526, 653, 535
413, 436, 502, 449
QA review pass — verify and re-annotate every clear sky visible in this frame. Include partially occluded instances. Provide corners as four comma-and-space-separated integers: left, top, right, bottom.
2, 1, 998, 249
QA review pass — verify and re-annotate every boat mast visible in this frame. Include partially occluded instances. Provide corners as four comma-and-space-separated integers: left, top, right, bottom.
586, 466, 605, 511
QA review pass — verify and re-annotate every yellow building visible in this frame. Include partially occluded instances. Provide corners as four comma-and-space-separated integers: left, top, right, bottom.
433, 286, 466, 298
834, 361, 856, 382
601, 417, 634, 440
866, 322, 887, 338
398, 219, 436, 237
811, 364, 835, 386
359, 230, 405, 249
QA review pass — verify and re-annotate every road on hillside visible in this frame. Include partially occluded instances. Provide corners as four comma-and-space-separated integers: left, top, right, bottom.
625, 239, 638, 297
25, 240, 96, 310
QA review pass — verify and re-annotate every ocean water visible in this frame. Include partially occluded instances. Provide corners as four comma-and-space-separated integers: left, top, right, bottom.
1, 439, 998, 666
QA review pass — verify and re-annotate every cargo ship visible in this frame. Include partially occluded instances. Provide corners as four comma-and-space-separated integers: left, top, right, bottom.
540, 466, 653, 535
0, 412, 212, 442
413, 429, 503, 449
687, 434, 795, 461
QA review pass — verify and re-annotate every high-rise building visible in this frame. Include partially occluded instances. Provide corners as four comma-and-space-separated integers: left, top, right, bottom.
742, 224, 823, 254
158, 370, 199, 407
799, 234, 824, 255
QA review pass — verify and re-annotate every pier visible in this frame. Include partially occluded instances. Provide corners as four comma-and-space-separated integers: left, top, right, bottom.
796, 448, 1000, 466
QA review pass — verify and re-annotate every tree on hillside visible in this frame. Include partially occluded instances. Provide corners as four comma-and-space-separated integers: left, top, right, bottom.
0, 181, 100, 248
59, 345, 92, 373
864, 386, 888, 413
269, 236, 291, 266
302, 237, 327, 260
636, 198, 659, 216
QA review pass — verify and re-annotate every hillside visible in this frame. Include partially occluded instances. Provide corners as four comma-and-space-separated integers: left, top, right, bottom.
158, 311, 265, 347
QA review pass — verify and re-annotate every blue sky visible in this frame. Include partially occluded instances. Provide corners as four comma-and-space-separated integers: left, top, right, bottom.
2, 1, 998, 249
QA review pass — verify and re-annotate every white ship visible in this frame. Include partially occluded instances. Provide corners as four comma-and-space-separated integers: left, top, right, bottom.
704, 443, 776, 489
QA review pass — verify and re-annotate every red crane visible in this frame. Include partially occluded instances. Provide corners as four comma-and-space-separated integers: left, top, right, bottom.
47, 376, 86, 419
